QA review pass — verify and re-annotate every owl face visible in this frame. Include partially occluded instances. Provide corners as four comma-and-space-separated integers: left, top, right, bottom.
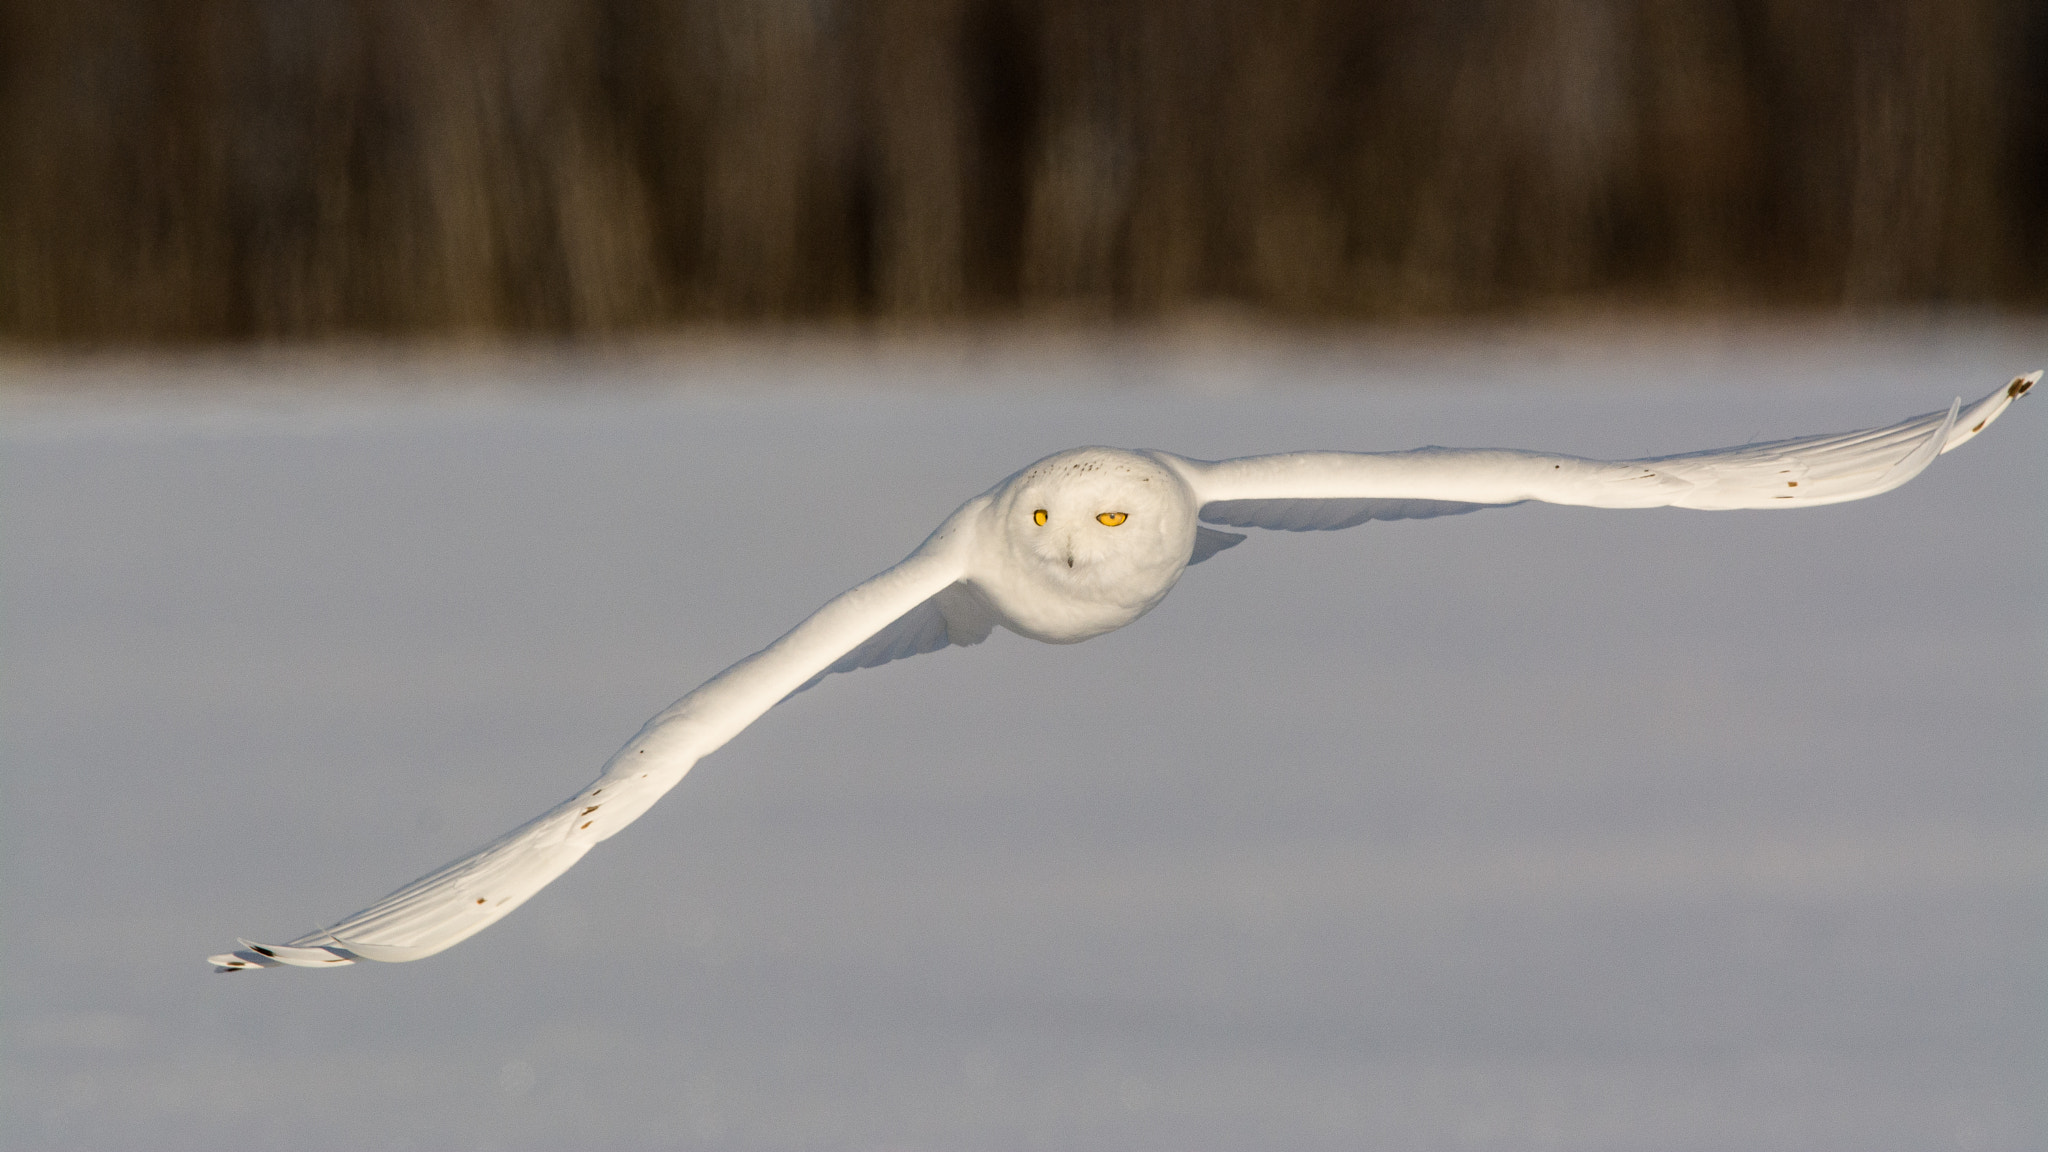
977, 447, 1199, 641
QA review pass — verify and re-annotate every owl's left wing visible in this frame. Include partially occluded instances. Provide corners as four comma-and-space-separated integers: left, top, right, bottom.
1174, 373, 2033, 529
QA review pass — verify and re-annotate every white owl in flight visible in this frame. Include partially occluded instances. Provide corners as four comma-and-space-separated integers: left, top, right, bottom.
210, 373, 2036, 971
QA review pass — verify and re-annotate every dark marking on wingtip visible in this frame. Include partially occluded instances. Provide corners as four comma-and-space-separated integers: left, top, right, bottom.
1972, 421, 1985, 432
251, 945, 276, 957
582, 805, 600, 815
2011, 376, 2033, 398
580, 821, 593, 829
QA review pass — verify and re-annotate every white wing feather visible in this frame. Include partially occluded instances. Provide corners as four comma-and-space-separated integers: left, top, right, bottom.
1179, 374, 2033, 518
210, 500, 983, 971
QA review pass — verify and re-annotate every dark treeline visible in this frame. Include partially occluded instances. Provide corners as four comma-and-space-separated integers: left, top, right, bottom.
2, 1, 2044, 340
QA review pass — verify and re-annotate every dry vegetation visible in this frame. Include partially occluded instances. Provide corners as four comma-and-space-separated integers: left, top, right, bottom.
2, 0, 2043, 340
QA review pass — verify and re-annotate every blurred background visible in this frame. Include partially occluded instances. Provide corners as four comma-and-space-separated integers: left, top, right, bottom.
3, 0, 2045, 342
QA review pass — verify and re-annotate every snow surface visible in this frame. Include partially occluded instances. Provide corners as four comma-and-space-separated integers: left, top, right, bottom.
3, 321, 2043, 1151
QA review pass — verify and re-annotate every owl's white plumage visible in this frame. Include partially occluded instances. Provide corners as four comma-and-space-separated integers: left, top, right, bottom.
210, 373, 2035, 972
976, 448, 1199, 642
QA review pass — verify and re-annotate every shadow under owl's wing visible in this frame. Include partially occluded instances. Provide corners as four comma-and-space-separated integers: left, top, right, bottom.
1199, 496, 1509, 532
787, 581, 999, 696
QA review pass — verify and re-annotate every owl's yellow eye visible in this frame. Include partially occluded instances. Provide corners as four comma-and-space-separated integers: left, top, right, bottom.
1033, 509, 1048, 526
1097, 512, 1128, 526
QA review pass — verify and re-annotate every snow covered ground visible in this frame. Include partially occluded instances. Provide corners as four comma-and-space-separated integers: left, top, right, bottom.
3, 320, 2043, 1151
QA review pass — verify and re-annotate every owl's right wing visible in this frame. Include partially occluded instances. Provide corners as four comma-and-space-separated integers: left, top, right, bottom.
1176, 373, 2033, 529
208, 498, 994, 972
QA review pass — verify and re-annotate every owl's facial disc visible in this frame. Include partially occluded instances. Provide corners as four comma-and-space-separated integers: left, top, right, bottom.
996, 448, 1196, 588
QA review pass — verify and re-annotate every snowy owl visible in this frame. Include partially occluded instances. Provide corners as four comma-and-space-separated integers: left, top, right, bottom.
210, 373, 2036, 971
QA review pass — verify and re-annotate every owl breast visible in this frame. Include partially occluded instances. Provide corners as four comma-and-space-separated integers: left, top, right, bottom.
963, 447, 1200, 643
